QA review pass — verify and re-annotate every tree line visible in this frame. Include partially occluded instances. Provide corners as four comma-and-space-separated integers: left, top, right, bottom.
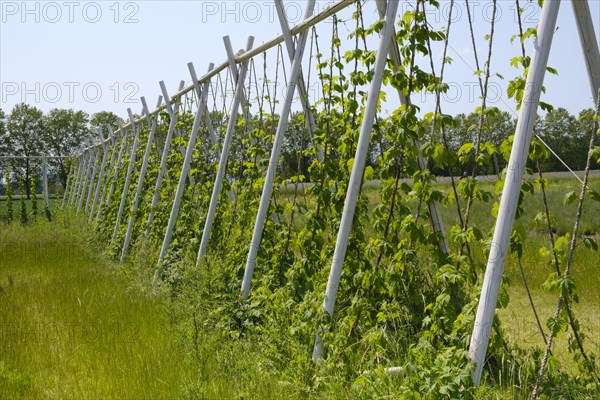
0, 103, 118, 198
1, 102, 596, 198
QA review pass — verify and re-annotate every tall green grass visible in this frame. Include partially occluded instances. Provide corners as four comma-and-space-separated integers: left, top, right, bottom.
1, 173, 598, 399
0, 216, 196, 399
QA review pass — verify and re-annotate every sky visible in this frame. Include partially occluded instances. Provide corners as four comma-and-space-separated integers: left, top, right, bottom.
1, 0, 599, 122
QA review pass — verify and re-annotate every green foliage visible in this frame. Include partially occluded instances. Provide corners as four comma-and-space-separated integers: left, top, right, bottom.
19, 174, 27, 224
55, 1, 600, 398
5, 169, 13, 222
30, 172, 38, 218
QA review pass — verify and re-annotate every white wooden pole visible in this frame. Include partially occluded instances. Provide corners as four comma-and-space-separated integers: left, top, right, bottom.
469, 0, 560, 385
112, 110, 141, 242
72, 149, 89, 207
572, 0, 600, 102
72, 153, 86, 208
275, 0, 323, 162
195, 37, 254, 265
71, 153, 86, 207
157, 63, 215, 268
66, 155, 82, 206
95, 127, 118, 223
189, 67, 220, 147
90, 129, 111, 220
144, 81, 186, 240
100, 124, 128, 225
239, 1, 316, 297
312, 0, 400, 361
77, 148, 96, 214
85, 132, 104, 215
120, 96, 163, 263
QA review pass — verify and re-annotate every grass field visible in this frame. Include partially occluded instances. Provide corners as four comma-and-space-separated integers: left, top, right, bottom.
0, 173, 598, 398
0, 217, 196, 399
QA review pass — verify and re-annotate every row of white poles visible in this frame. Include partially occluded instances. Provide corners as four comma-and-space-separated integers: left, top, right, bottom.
60, 0, 466, 373
63, 0, 599, 384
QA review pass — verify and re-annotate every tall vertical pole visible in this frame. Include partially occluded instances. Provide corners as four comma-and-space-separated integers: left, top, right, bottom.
95, 127, 118, 223
100, 123, 128, 225
194, 37, 254, 265
571, 0, 600, 102
85, 132, 103, 215
112, 110, 141, 242
312, 0, 400, 361
73, 148, 90, 208
77, 149, 94, 213
157, 63, 215, 268
65, 155, 80, 206
275, 0, 323, 162
90, 130, 111, 220
238, 1, 316, 296
72, 152, 85, 208
145, 80, 186, 240
469, 0, 560, 385
120, 96, 163, 263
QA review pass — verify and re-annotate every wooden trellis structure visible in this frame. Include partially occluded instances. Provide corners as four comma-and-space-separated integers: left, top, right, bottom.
61, 0, 599, 386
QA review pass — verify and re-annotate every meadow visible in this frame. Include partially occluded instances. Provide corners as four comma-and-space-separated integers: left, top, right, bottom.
0, 172, 598, 399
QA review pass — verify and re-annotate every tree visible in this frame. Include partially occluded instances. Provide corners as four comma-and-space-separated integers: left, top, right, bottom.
0, 109, 7, 195
90, 111, 119, 138
6, 103, 45, 198
538, 108, 580, 172
281, 112, 312, 180
43, 108, 91, 187
442, 110, 515, 176
0, 108, 7, 154
576, 108, 597, 170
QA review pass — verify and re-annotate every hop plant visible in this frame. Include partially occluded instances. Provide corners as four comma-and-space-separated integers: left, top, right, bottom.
19, 174, 27, 224
31, 172, 38, 218
5, 170, 13, 222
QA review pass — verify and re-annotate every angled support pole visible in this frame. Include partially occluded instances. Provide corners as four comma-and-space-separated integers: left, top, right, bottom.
121, 95, 163, 263
312, 0, 400, 361
275, 0, 323, 162
70, 152, 85, 207
157, 62, 215, 269
224, 36, 252, 120
239, 0, 316, 297
190, 63, 236, 210
90, 129, 111, 220
100, 122, 128, 225
73, 144, 92, 208
572, 0, 600, 102
112, 109, 141, 242
469, 0, 560, 385
145, 80, 186, 240
195, 36, 254, 265
74, 151, 88, 210
77, 148, 94, 213
65, 155, 81, 206
85, 130, 104, 215
94, 127, 118, 223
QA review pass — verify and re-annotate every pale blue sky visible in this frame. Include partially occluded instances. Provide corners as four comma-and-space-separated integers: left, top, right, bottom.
1, 0, 599, 121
